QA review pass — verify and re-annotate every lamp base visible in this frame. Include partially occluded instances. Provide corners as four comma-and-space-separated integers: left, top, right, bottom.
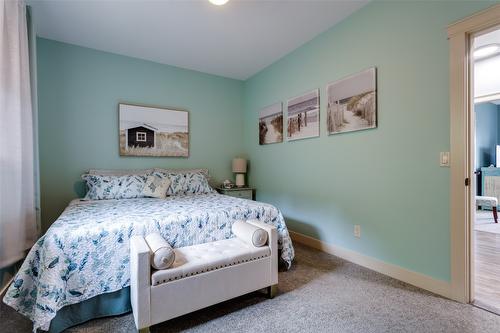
235, 173, 245, 187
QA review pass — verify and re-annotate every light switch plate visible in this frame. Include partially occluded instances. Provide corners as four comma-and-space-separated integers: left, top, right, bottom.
354, 225, 361, 238
440, 152, 450, 167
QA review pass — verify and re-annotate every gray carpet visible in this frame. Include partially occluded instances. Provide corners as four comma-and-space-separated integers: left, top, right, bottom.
2, 243, 500, 332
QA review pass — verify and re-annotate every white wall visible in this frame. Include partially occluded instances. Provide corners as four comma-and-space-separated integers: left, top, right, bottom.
475, 54, 500, 98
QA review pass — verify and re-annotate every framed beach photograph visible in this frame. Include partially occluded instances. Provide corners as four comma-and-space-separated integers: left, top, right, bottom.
326, 67, 377, 135
119, 103, 189, 157
259, 102, 283, 145
287, 89, 320, 141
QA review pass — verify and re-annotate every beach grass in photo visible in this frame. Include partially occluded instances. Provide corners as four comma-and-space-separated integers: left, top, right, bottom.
259, 102, 283, 145
327, 68, 377, 135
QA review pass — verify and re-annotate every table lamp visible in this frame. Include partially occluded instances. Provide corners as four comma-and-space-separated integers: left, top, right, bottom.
232, 158, 247, 187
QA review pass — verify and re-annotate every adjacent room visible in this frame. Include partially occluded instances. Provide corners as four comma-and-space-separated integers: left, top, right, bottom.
2, 1, 500, 332
473, 26, 500, 314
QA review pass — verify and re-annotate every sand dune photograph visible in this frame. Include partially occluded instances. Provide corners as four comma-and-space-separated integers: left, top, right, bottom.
327, 67, 377, 135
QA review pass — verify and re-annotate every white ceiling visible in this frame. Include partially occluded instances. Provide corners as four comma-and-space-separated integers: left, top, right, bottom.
475, 28, 500, 49
474, 27, 500, 99
28, 0, 368, 80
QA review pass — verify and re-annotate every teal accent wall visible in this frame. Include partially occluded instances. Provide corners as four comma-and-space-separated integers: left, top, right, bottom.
243, 1, 497, 282
37, 38, 244, 231
37, 1, 499, 282
475, 102, 499, 170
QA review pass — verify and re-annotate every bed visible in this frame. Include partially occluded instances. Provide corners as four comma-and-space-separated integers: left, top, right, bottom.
3, 192, 294, 332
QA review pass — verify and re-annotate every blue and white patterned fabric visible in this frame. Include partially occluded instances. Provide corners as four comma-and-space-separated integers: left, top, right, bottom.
3, 193, 294, 331
165, 172, 187, 195
164, 172, 215, 195
82, 174, 148, 200
184, 172, 215, 194
141, 173, 171, 199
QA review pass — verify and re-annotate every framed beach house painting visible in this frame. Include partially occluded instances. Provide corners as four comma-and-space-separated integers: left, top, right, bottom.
119, 103, 189, 157
326, 67, 377, 135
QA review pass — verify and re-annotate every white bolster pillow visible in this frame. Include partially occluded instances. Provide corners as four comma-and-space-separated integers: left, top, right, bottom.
232, 220, 268, 247
145, 233, 175, 270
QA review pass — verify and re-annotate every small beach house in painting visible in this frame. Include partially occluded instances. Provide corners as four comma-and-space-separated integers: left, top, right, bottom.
124, 123, 158, 150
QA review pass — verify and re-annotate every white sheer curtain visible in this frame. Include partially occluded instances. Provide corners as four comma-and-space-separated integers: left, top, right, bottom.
0, 0, 38, 268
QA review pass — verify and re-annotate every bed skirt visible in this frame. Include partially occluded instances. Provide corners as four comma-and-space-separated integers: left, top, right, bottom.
48, 287, 131, 333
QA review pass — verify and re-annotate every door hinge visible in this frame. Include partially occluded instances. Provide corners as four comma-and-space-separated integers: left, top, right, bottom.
465, 178, 470, 186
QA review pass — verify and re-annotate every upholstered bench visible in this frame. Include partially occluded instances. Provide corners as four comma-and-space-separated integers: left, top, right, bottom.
130, 220, 278, 332
476, 195, 498, 223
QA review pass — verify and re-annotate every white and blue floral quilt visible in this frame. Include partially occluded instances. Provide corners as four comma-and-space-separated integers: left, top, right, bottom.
3, 193, 294, 331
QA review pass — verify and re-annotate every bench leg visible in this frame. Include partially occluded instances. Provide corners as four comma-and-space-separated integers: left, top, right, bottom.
267, 284, 278, 299
494, 206, 498, 223
139, 327, 150, 333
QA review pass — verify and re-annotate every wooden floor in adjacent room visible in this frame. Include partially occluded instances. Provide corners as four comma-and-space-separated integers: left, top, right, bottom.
474, 210, 500, 314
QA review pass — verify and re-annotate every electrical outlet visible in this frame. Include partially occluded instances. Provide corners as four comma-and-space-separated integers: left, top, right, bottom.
354, 225, 361, 238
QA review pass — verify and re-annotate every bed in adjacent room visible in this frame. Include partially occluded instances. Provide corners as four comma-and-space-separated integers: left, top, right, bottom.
2, 169, 295, 332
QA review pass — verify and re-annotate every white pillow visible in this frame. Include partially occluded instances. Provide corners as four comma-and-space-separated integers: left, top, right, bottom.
142, 174, 171, 199
232, 220, 268, 247
145, 233, 175, 270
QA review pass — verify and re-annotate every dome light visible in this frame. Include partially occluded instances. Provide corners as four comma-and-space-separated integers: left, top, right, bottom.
209, 0, 229, 5
474, 44, 500, 60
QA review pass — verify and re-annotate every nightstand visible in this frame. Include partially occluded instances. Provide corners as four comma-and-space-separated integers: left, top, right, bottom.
216, 187, 254, 200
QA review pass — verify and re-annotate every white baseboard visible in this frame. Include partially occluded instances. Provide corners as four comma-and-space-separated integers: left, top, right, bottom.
289, 230, 452, 299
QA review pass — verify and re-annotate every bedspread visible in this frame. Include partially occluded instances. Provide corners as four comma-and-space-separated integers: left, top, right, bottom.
3, 193, 294, 331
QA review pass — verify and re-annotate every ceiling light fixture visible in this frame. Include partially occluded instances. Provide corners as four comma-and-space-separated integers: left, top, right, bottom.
474, 44, 500, 60
209, 0, 229, 5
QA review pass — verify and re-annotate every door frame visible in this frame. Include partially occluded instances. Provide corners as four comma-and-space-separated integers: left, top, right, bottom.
448, 4, 500, 303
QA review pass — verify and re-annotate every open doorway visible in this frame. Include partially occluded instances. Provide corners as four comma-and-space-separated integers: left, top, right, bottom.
473, 26, 500, 314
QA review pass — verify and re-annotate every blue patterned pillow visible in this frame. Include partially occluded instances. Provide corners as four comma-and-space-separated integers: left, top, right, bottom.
156, 171, 214, 195
82, 174, 148, 200
184, 172, 214, 194
164, 172, 187, 195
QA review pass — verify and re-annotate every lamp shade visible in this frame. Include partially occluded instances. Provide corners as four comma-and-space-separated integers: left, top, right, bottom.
232, 158, 247, 173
